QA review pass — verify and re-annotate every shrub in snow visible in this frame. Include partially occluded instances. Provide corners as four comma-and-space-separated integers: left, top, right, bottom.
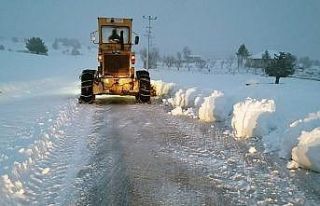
198, 90, 228, 122
291, 127, 320, 173
231, 98, 275, 138
25, 37, 48, 55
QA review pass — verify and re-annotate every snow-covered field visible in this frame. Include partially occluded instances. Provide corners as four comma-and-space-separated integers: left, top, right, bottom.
150, 68, 320, 173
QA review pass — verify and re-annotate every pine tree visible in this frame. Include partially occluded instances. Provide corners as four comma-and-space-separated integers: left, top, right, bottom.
236, 44, 250, 68
265, 52, 295, 84
262, 50, 271, 60
26, 37, 48, 55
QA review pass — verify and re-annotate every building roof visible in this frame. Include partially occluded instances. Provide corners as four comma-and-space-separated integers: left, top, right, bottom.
250, 50, 279, 59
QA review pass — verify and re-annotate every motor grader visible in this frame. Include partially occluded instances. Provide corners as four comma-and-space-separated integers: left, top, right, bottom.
79, 17, 151, 103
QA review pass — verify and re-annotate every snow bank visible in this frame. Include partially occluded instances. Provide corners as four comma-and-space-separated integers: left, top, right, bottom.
231, 98, 276, 138
151, 69, 320, 172
291, 127, 320, 173
165, 87, 232, 122
151, 80, 176, 96
198, 90, 228, 122
264, 111, 320, 159
167, 88, 198, 108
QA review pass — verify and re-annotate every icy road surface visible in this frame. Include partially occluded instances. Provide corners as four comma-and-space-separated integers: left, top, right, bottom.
1, 95, 319, 205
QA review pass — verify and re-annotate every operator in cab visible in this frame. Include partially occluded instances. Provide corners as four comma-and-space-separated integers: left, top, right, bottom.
108, 28, 121, 43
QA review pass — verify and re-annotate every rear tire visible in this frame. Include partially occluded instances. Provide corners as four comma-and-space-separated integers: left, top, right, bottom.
136, 70, 151, 103
79, 69, 96, 104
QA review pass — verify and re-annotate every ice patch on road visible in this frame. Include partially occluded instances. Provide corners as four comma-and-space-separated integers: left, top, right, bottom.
291, 127, 320, 173
231, 98, 275, 138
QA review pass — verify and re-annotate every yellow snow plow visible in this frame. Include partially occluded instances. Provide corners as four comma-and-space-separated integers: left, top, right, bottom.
79, 17, 152, 103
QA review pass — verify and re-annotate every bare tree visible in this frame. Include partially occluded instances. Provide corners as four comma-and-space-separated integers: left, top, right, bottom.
175, 52, 183, 71
182, 47, 192, 71
196, 59, 207, 71
140, 47, 160, 69
163, 55, 176, 69
227, 55, 235, 73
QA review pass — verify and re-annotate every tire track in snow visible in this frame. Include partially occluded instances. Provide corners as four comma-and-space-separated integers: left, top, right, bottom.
0, 99, 98, 205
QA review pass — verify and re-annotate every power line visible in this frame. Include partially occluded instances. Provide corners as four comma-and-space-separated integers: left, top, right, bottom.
143, 15, 157, 70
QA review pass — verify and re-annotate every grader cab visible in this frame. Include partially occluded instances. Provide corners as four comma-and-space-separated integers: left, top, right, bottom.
79, 17, 151, 103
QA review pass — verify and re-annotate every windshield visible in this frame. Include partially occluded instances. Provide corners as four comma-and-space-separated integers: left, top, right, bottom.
101, 26, 130, 44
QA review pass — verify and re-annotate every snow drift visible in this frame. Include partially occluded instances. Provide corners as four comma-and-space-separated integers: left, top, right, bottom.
151, 80, 176, 97
231, 98, 276, 138
291, 127, 320, 173
263, 111, 320, 159
198, 90, 226, 122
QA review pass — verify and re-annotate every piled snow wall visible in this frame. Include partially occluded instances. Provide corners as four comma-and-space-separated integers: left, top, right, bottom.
231, 98, 276, 138
151, 80, 176, 97
263, 111, 320, 159
198, 91, 228, 122
152, 80, 277, 141
291, 127, 320, 173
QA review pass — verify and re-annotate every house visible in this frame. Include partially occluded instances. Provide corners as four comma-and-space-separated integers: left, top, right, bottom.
186, 54, 203, 63
245, 50, 279, 68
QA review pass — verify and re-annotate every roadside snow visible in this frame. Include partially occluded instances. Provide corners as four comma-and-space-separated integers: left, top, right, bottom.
198, 90, 226, 122
291, 127, 320, 172
231, 98, 276, 138
151, 68, 320, 172
151, 80, 176, 97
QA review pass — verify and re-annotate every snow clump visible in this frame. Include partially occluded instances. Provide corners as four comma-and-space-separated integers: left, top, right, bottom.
151, 80, 175, 96
290, 127, 320, 173
231, 98, 275, 138
264, 111, 320, 159
198, 90, 228, 122
168, 88, 198, 108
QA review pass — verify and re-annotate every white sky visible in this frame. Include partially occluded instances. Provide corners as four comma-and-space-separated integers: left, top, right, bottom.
1, 0, 319, 59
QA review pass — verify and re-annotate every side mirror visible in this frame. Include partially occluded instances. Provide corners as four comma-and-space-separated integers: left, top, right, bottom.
134, 36, 139, 45
90, 31, 98, 44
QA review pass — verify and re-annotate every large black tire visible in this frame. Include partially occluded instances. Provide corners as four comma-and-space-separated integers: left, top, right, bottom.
79, 69, 96, 104
136, 70, 151, 103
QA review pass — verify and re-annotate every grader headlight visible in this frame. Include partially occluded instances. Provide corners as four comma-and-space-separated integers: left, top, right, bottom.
131, 55, 135, 65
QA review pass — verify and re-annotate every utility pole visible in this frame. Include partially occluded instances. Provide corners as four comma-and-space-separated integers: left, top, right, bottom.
143, 15, 157, 70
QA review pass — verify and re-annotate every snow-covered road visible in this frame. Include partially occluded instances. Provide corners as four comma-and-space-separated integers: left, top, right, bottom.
1, 93, 320, 205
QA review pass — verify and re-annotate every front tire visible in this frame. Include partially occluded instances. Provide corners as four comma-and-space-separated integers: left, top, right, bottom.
136, 70, 151, 103
79, 69, 96, 104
